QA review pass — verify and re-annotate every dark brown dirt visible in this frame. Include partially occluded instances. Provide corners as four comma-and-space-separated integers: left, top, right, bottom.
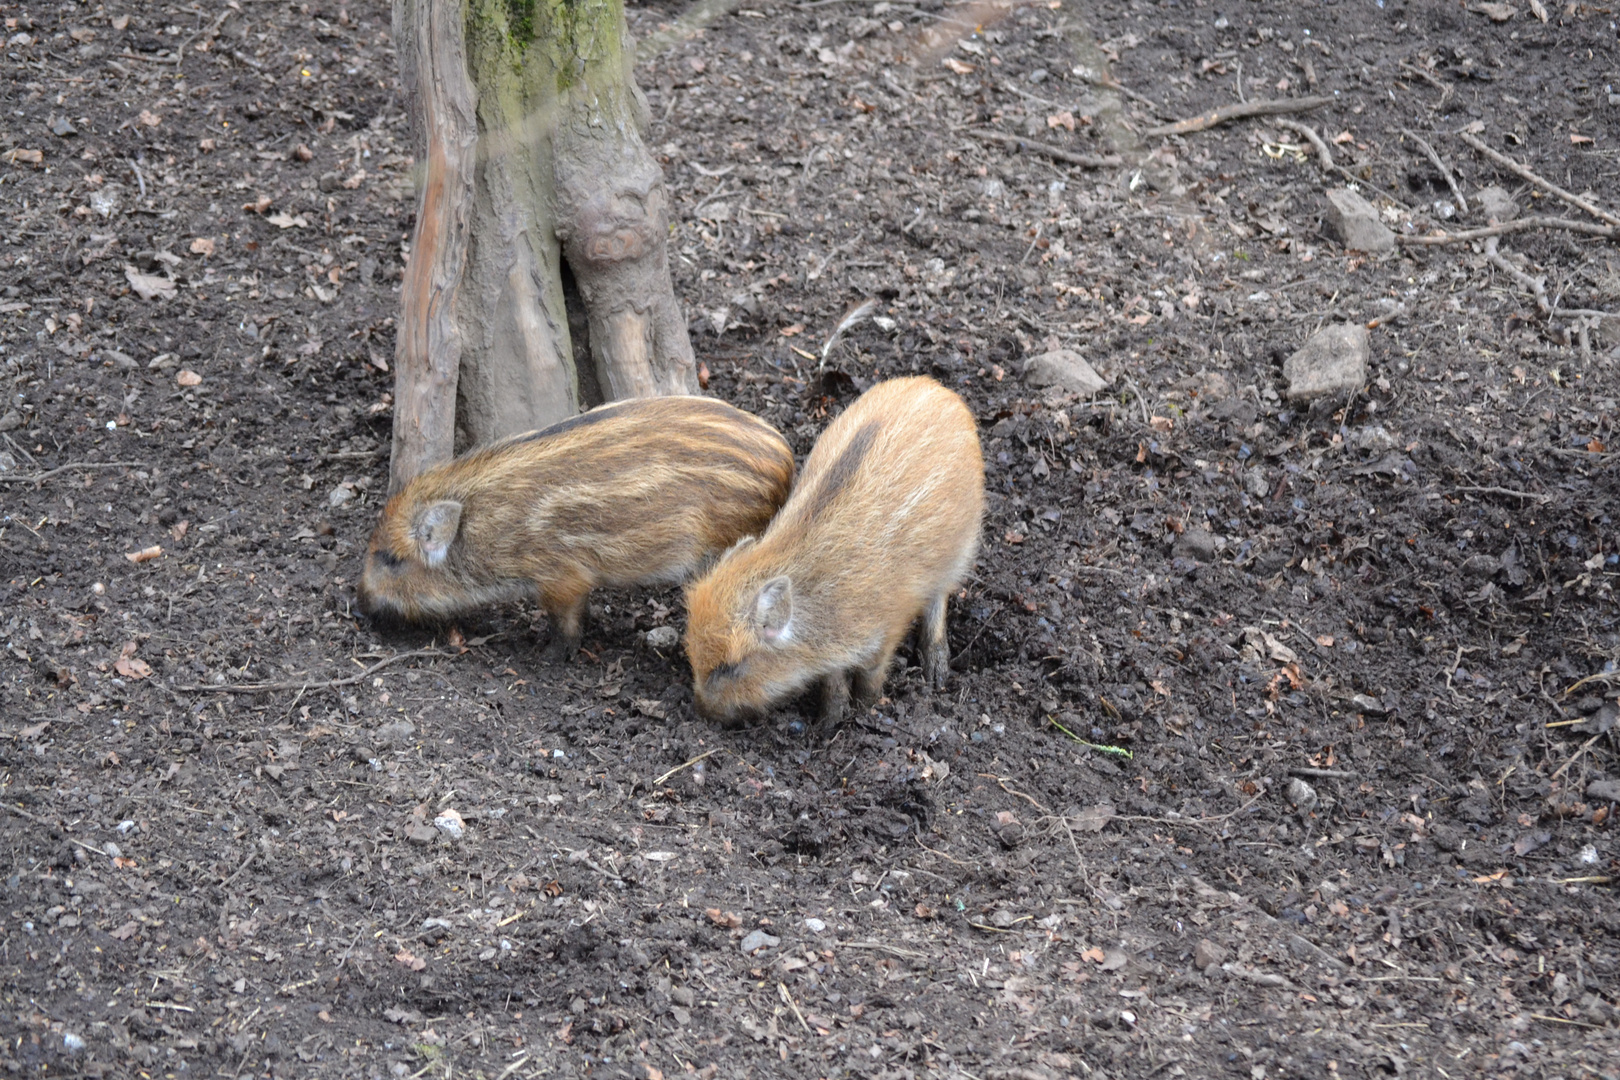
2, 1, 1618, 1077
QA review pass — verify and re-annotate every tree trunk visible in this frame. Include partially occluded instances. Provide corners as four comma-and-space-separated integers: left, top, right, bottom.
389, 0, 698, 493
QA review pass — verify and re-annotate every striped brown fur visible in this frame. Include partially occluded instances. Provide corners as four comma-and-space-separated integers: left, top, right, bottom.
357, 396, 795, 657
684, 377, 984, 727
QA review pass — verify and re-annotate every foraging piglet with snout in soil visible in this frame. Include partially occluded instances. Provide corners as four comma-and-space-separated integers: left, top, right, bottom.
683, 376, 984, 726
357, 396, 795, 657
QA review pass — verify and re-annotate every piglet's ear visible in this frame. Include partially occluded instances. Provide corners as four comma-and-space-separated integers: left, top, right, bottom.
753, 576, 793, 641
413, 500, 462, 566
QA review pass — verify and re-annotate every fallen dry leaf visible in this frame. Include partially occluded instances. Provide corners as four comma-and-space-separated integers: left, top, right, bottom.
1332, 130, 1355, 144
114, 650, 152, 680
189, 237, 216, 257
1081, 946, 1108, 964
1570, 133, 1594, 145
1476, 2, 1516, 19
394, 948, 427, 972
779, 323, 804, 337
1046, 111, 1077, 132
170, 519, 189, 542
341, 170, 367, 189
705, 908, 742, 928
109, 921, 138, 940
198, 137, 216, 152
266, 211, 308, 230
125, 545, 163, 563
943, 57, 975, 75
124, 266, 175, 301
243, 195, 272, 213
176, 369, 202, 387
136, 109, 161, 127
2, 148, 44, 166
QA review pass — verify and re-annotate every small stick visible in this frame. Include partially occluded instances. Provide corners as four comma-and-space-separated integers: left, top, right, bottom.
964, 129, 1122, 169
1400, 128, 1466, 213
1069, 70, 1166, 114
1459, 131, 1620, 229
1287, 767, 1357, 780
1398, 61, 1454, 104
1484, 237, 1550, 317
1398, 216, 1618, 246
1453, 485, 1551, 503
172, 647, 452, 694
0, 460, 145, 486
1272, 117, 1334, 175
653, 748, 719, 787
1143, 95, 1333, 138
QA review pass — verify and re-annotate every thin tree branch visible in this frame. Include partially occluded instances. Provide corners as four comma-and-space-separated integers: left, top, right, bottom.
1143, 95, 1333, 138
1398, 216, 1618, 246
172, 648, 454, 694
0, 461, 145, 486
964, 129, 1122, 169
1400, 128, 1466, 213
1459, 131, 1620, 229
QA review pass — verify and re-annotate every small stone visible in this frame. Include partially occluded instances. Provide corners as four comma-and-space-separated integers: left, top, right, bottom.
1352, 424, 1398, 452
1194, 939, 1227, 970
405, 824, 437, 845
990, 908, 1020, 929
1322, 188, 1395, 253
50, 116, 77, 137
327, 484, 356, 509
1460, 554, 1500, 578
0, 410, 21, 433
62, 1033, 86, 1053
104, 349, 137, 369
670, 1005, 692, 1026
375, 719, 415, 747
319, 171, 344, 193
433, 809, 465, 840
1282, 323, 1370, 402
1021, 348, 1110, 396
1350, 693, 1386, 715
804, 917, 826, 933
1475, 185, 1519, 223
1287, 777, 1318, 813
644, 626, 679, 650
670, 986, 695, 1007
1173, 528, 1219, 563
739, 929, 779, 955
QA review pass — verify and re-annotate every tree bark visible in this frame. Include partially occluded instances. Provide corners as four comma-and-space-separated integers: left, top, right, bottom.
390, 0, 698, 493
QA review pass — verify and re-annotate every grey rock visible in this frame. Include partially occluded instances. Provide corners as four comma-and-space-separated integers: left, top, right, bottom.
1350, 693, 1387, 716
644, 625, 679, 651
1194, 939, 1227, 970
0, 409, 21, 433
1287, 777, 1318, 813
1322, 188, 1395, 253
1173, 528, 1219, 563
50, 116, 77, 137
1586, 779, 1620, 803
1282, 323, 1370, 401
318, 171, 344, 193
1352, 424, 1399, 452
670, 986, 695, 1007
1475, 185, 1519, 224
1461, 553, 1501, 578
104, 349, 136, 369
804, 917, 826, 933
375, 719, 415, 748
739, 929, 779, 955
990, 908, 1021, 929
1021, 348, 1109, 396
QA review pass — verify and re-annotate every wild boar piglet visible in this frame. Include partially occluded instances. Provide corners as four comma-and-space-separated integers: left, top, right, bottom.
684, 376, 984, 726
357, 396, 795, 657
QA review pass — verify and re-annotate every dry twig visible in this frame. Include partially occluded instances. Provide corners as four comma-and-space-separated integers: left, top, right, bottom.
1459, 132, 1620, 229
1398, 216, 1618, 246
1484, 236, 1550, 317
1143, 95, 1332, 138
964, 129, 1122, 169
172, 648, 453, 694
0, 461, 145, 486
1400, 128, 1467, 213
1271, 117, 1333, 175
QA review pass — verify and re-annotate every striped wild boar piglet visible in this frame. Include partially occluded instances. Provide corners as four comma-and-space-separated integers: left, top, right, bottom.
357, 396, 795, 657
684, 376, 984, 727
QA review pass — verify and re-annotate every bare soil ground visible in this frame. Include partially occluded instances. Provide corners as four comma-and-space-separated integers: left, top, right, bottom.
2, 0, 1619, 1077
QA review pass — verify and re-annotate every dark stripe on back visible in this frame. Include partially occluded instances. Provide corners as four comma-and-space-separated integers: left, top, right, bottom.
504, 399, 639, 447
806, 418, 880, 517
